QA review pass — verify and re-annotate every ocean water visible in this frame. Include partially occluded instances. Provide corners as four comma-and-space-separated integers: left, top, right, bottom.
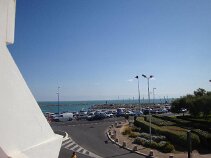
38, 99, 173, 113
38, 100, 108, 113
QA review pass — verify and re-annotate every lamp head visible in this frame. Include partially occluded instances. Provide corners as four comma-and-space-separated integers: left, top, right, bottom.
142, 74, 147, 78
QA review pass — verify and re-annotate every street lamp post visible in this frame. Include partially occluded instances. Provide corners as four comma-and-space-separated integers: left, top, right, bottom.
153, 88, 156, 104
135, 76, 141, 111
142, 74, 154, 144
57, 86, 60, 114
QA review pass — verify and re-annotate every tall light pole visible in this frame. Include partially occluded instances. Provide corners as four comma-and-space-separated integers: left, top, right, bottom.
57, 86, 60, 114
153, 88, 156, 104
135, 76, 141, 110
142, 74, 154, 144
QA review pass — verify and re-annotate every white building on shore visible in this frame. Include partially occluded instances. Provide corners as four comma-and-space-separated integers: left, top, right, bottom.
0, 0, 62, 157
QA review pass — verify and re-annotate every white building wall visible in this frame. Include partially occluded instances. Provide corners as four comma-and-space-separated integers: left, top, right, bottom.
0, 0, 62, 157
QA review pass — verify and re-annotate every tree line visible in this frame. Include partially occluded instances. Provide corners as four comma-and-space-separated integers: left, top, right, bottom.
171, 88, 211, 118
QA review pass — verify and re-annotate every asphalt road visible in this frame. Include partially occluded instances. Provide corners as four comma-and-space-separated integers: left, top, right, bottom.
52, 118, 146, 158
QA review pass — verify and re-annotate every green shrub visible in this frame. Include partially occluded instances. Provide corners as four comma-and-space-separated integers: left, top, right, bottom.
177, 116, 211, 124
139, 133, 166, 142
133, 137, 148, 145
129, 132, 140, 138
150, 141, 159, 149
133, 137, 141, 145
122, 126, 131, 135
134, 117, 151, 132
145, 116, 175, 126
160, 142, 175, 153
192, 129, 211, 148
152, 135, 166, 143
131, 126, 141, 132
140, 132, 151, 139
133, 137, 174, 153
154, 115, 211, 132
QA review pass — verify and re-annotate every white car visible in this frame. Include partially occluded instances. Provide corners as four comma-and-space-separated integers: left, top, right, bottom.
53, 112, 74, 122
105, 112, 114, 118
86, 112, 95, 119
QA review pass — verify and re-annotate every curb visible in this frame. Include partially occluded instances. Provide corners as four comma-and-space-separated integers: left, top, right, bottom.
106, 126, 156, 158
54, 130, 69, 141
63, 131, 69, 141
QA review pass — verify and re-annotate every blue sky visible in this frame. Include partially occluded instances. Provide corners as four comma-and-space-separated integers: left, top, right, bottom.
9, 0, 211, 101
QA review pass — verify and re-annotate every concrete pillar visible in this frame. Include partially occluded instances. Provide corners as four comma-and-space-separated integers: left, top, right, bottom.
122, 141, 126, 148
115, 122, 118, 127
111, 134, 115, 139
149, 150, 154, 157
108, 131, 111, 135
133, 145, 138, 151
113, 130, 117, 138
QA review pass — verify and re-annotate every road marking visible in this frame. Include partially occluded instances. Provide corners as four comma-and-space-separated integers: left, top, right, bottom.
79, 148, 84, 153
62, 137, 103, 158
72, 145, 80, 151
65, 142, 75, 149
67, 143, 77, 149
62, 139, 72, 146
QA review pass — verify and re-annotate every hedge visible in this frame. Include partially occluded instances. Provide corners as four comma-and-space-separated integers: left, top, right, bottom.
133, 137, 174, 153
177, 116, 211, 131
145, 116, 175, 126
134, 117, 200, 149
154, 115, 211, 132
192, 129, 211, 149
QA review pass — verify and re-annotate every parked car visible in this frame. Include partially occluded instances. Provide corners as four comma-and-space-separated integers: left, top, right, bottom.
86, 112, 95, 120
76, 114, 87, 120
160, 108, 168, 113
87, 112, 106, 121
112, 110, 117, 115
181, 108, 187, 112
52, 112, 74, 122
116, 108, 125, 117
134, 110, 143, 116
125, 111, 135, 116
105, 111, 114, 118
143, 108, 152, 115
151, 109, 160, 114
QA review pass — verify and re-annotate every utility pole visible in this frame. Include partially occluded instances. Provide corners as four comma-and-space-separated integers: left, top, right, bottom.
142, 74, 154, 144
153, 88, 156, 104
135, 76, 141, 111
57, 86, 60, 114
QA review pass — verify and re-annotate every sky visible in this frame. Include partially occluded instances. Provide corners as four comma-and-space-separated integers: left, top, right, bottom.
8, 0, 211, 101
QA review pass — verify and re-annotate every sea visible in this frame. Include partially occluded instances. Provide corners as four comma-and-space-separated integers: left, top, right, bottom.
38, 98, 173, 114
